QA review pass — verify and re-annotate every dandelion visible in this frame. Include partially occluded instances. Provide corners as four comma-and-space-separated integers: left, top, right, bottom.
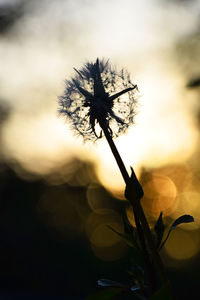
58, 58, 173, 298
58, 58, 138, 141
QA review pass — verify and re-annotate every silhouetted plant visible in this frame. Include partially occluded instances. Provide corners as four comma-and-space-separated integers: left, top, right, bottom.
59, 58, 194, 299
58, 59, 138, 141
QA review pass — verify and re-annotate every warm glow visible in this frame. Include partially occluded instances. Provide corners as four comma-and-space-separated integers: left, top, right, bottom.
164, 228, 200, 261
87, 184, 116, 214
0, 0, 198, 189
141, 173, 177, 218
85, 212, 127, 260
171, 191, 200, 230
0, 0, 200, 278
1, 111, 95, 175
95, 68, 198, 194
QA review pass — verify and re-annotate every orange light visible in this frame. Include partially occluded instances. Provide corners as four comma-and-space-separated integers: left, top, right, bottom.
141, 173, 177, 218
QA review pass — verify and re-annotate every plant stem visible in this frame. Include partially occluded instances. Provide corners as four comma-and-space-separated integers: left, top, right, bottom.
100, 123, 172, 296
133, 210, 157, 293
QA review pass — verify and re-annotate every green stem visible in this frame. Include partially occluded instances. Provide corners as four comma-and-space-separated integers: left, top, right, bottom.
101, 123, 172, 296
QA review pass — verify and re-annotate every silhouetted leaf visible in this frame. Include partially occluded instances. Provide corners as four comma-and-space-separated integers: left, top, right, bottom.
171, 214, 194, 229
97, 279, 124, 288
107, 225, 139, 249
150, 284, 172, 300
154, 212, 165, 249
87, 287, 123, 300
159, 214, 194, 250
125, 167, 144, 200
122, 209, 134, 235
131, 167, 144, 199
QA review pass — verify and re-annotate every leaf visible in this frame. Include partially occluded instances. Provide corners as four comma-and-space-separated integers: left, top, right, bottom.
128, 266, 145, 292
86, 287, 123, 300
130, 285, 141, 292
97, 279, 125, 288
171, 214, 194, 229
125, 167, 144, 200
154, 212, 165, 249
107, 225, 139, 249
150, 284, 172, 300
130, 167, 144, 199
159, 214, 194, 250
97, 279, 142, 298
122, 209, 135, 235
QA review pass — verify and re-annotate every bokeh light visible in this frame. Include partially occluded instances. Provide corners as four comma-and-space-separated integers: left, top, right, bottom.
0, 0, 199, 185
141, 173, 177, 219
87, 184, 116, 215
164, 228, 200, 262
0, 0, 200, 273
85, 211, 127, 261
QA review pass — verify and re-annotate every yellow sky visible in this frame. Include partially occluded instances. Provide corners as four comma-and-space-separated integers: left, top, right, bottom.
0, 0, 199, 190
1, 0, 200, 262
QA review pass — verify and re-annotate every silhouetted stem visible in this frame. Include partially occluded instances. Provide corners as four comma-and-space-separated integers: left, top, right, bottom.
133, 210, 157, 293
100, 122, 173, 297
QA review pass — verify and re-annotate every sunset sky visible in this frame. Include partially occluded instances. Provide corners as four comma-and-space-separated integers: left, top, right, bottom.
0, 0, 200, 262
1, 0, 199, 185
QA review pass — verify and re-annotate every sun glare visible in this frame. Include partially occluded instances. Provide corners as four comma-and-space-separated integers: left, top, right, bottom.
0, 0, 198, 204
95, 67, 198, 194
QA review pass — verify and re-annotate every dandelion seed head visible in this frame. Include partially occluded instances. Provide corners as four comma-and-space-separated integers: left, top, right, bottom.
58, 58, 138, 141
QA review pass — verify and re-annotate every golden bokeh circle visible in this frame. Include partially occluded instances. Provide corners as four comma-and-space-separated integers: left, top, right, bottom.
164, 228, 200, 261
85, 212, 127, 260
141, 173, 177, 218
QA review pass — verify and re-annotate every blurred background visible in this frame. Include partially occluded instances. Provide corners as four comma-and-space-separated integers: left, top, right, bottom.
0, 0, 200, 298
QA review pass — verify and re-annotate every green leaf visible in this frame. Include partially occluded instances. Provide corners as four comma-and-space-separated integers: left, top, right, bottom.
159, 214, 194, 250
150, 284, 172, 300
107, 225, 139, 249
87, 287, 123, 300
154, 212, 165, 249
